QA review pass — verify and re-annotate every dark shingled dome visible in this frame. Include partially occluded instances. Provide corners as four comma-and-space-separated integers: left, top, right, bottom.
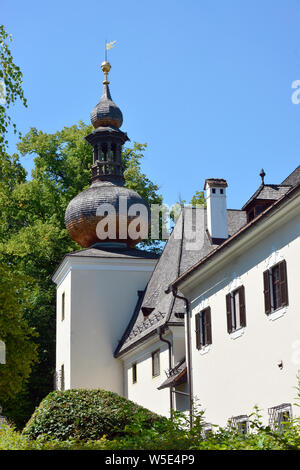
65, 181, 150, 248
90, 84, 123, 129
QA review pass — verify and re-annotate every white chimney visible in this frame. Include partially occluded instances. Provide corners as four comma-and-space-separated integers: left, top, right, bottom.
204, 178, 228, 242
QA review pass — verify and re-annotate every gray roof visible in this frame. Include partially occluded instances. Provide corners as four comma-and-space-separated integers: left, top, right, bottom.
242, 184, 291, 210
52, 245, 159, 281
66, 245, 159, 260
281, 165, 300, 187
114, 207, 247, 357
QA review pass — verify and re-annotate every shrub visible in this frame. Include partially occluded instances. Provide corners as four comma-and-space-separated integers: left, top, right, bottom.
23, 389, 164, 441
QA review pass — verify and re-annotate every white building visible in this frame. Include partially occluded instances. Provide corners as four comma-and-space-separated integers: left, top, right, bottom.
53, 61, 300, 430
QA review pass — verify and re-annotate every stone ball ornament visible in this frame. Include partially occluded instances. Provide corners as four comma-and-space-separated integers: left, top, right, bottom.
65, 182, 150, 248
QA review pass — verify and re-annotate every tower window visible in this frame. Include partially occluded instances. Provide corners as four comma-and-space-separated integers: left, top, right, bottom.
61, 364, 65, 391
220, 188, 224, 194
132, 363, 137, 384
212, 188, 216, 194
152, 349, 160, 377
62, 292, 65, 321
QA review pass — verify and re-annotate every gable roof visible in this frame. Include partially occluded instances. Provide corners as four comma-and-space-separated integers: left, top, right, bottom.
114, 207, 247, 357
241, 184, 292, 210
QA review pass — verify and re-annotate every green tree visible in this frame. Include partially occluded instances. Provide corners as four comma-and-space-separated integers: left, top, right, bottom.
0, 25, 27, 152
0, 262, 38, 403
0, 124, 163, 426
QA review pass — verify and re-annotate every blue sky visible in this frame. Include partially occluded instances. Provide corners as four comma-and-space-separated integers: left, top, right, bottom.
2, 0, 300, 209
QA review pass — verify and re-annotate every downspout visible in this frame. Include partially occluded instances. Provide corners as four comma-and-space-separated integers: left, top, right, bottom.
157, 326, 174, 418
168, 285, 193, 429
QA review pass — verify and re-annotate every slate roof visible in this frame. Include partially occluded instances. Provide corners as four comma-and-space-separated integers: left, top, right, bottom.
242, 184, 292, 210
241, 164, 300, 211
66, 245, 160, 260
52, 245, 159, 281
281, 165, 300, 187
114, 207, 247, 357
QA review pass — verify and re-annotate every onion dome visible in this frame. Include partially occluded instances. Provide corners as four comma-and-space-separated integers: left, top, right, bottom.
65, 181, 150, 248
65, 60, 150, 249
90, 61, 123, 129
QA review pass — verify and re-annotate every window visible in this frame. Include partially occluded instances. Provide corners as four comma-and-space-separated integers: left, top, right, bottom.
263, 260, 288, 314
152, 349, 160, 377
61, 292, 65, 321
268, 403, 292, 431
61, 364, 65, 391
220, 188, 224, 194
202, 423, 213, 439
132, 363, 137, 384
195, 307, 212, 349
226, 286, 246, 333
229, 415, 249, 434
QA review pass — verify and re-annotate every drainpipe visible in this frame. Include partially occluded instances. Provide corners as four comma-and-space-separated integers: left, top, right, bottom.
157, 326, 174, 418
166, 285, 193, 429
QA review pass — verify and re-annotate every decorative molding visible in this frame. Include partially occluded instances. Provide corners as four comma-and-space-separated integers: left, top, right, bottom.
268, 306, 287, 321
265, 249, 284, 270
227, 273, 242, 293
199, 344, 211, 355
230, 327, 245, 340
53, 256, 156, 286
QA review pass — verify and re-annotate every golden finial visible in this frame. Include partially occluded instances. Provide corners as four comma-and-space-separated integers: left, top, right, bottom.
101, 61, 111, 85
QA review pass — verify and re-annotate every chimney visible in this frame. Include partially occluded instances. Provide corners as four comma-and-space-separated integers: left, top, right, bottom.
204, 178, 228, 243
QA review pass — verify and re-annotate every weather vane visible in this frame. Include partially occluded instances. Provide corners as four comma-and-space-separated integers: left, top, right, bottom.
105, 40, 117, 61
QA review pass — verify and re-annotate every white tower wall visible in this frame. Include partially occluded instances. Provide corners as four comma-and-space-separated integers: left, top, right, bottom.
53, 255, 157, 396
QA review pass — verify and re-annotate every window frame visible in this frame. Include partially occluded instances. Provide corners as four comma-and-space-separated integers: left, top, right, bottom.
263, 260, 288, 315
61, 291, 65, 322
132, 362, 137, 384
195, 307, 212, 350
229, 415, 249, 435
226, 285, 246, 334
152, 349, 160, 378
268, 403, 292, 431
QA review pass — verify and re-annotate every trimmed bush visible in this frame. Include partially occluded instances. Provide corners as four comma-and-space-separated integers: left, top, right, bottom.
23, 389, 164, 441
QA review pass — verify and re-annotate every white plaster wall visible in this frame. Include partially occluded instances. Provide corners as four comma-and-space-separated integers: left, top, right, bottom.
123, 337, 171, 417
185, 207, 300, 427
56, 271, 71, 389
54, 256, 156, 396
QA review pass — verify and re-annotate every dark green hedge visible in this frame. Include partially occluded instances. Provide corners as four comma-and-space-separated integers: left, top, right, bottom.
23, 389, 164, 441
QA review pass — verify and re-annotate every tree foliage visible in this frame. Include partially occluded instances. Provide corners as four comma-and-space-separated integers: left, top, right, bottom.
0, 25, 27, 152
0, 262, 38, 403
